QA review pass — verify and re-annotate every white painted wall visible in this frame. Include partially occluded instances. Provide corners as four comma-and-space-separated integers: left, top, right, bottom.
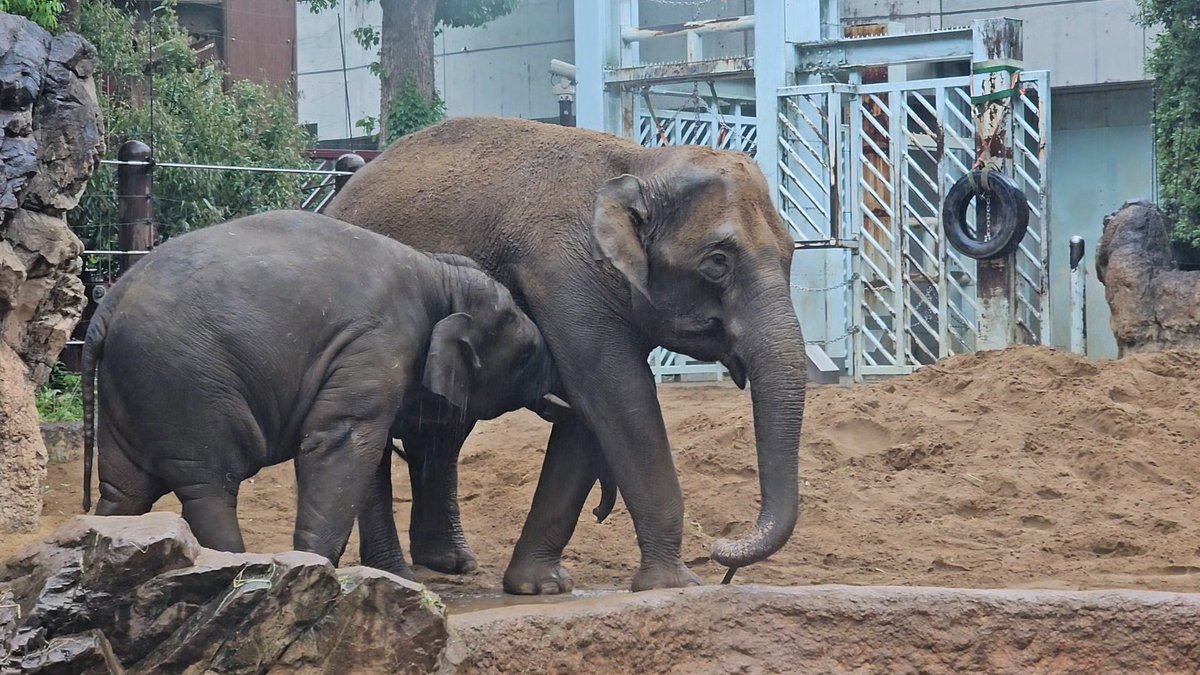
296, 2, 381, 142
435, 0, 574, 122
296, 0, 575, 142
841, 0, 1154, 87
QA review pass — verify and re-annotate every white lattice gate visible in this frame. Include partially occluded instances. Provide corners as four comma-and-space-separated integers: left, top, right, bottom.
777, 72, 1051, 379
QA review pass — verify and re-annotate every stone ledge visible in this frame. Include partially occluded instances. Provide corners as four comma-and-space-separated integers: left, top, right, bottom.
444, 583, 1200, 674
39, 420, 81, 464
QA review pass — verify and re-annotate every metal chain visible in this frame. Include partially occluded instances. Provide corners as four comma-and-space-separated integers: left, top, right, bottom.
985, 195, 993, 241
806, 326, 859, 346
792, 272, 859, 293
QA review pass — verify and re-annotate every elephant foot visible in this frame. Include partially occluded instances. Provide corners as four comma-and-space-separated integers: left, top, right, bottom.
410, 538, 478, 574
362, 555, 418, 581
631, 561, 703, 592
502, 559, 575, 595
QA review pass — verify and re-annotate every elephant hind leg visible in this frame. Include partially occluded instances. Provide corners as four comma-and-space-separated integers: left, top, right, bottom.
93, 426, 168, 517
179, 489, 245, 552
294, 401, 393, 568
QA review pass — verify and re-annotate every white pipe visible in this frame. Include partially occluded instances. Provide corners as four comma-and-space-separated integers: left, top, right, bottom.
1069, 236, 1087, 355
621, 15, 755, 43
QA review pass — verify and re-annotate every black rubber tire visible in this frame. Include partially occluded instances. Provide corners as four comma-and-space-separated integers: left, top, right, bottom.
941, 168, 1031, 260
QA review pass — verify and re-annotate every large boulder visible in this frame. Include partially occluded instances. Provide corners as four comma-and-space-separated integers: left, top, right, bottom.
0, 514, 450, 674
0, 342, 46, 533
1095, 200, 1200, 356
0, 10, 103, 534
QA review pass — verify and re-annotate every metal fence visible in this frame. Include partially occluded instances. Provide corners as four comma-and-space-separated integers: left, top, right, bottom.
777, 72, 1052, 379
59, 143, 370, 368
635, 97, 758, 382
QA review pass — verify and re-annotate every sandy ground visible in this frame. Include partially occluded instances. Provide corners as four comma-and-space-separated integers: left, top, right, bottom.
8, 345, 1200, 607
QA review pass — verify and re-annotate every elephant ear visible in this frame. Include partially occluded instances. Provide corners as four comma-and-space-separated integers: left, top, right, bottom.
423, 312, 483, 410
591, 174, 651, 301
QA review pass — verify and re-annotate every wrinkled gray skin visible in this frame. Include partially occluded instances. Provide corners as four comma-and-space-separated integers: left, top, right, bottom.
327, 116, 807, 594
80, 210, 567, 574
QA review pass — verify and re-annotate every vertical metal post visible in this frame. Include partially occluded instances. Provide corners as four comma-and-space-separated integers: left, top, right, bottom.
333, 153, 365, 194
1069, 236, 1087, 355
117, 140, 154, 274
573, 0, 629, 135
971, 18, 1023, 351
755, 0, 806, 212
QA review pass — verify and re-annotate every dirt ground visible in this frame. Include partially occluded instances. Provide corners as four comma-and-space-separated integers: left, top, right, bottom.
8, 345, 1200, 606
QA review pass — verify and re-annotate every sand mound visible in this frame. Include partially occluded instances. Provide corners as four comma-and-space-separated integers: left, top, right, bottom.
8, 345, 1200, 599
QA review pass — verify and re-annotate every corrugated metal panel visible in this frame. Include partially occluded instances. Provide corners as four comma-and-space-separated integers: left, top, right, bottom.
224, 0, 297, 94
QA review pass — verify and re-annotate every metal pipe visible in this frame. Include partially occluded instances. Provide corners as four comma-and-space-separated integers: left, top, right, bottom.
1069, 236, 1087, 355
101, 159, 356, 176
621, 15, 754, 42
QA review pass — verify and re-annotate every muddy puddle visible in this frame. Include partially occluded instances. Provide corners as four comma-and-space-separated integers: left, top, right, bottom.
440, 587, 626, 614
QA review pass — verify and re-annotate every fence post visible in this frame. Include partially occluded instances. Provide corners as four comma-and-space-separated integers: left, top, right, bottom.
971, 18, 1024, 352
1069, 236, 1087, 356
117, 140, 154, 273
333, 153, 365, 194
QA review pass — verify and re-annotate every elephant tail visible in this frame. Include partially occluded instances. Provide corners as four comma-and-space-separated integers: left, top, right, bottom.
81, 307, 107, 514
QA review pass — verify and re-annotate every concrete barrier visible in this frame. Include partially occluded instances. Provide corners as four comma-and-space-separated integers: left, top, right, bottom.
444, 584, 1200, 673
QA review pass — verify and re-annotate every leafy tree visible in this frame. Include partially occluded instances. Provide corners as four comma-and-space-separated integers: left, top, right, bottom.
1, 0, 65, 31
71, 0, 313, 257
1138, 0, 1200, 245
304, 0, 520, 146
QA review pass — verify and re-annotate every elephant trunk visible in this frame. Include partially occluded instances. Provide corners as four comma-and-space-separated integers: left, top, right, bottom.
711, 280, 806, 569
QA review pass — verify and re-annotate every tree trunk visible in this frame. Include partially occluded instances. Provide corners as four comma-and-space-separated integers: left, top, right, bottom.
378, 0, 438, 147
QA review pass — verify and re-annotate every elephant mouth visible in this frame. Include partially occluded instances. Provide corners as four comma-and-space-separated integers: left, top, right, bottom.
720, 353, 748, 389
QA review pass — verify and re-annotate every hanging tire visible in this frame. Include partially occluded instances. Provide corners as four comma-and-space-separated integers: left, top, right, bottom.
941, 168, 1031, 260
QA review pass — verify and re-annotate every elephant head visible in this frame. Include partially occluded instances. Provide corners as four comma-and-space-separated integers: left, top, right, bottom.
590, 150, 805, 568
423, 264, 570, 424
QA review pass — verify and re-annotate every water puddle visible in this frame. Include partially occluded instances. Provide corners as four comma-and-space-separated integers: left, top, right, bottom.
442, 587, 626, 614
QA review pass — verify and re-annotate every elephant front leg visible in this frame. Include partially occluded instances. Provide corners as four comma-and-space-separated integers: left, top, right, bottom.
402, 417, 478, 574
294, 413, 391, 567
356, 448, 416, 580
503, 416, 598, 595
540, 336, 701, 593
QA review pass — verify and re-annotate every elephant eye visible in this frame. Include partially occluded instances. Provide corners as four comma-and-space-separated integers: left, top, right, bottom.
699, 251, 731, 282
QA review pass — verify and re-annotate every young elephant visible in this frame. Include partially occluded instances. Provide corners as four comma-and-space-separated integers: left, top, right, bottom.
81, 210, 567, 573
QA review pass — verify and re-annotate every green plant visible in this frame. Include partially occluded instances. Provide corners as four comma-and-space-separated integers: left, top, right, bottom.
1, 0, 65, 31
385, 77, 446, 141
70, 0, 313, 257
35, 364, 83, 421
1139, 0, 1200, 245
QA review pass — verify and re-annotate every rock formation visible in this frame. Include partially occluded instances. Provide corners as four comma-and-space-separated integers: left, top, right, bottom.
1095, 200, 1200, 356
0, 11, 103, 533
0, 513, 449, 674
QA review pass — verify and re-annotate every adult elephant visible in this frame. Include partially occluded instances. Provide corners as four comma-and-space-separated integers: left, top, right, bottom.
327, 116, 806, 594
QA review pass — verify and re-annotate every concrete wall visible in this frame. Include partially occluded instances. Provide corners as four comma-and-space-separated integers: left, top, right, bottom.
841, 0, 1154, 88
1047, 83, 1155, 360
296, 0, 575, 142
435, 0, 574, 123
295, 1, 380, 142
